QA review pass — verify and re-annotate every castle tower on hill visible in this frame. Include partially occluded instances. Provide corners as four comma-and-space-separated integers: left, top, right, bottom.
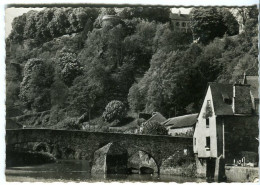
101, 15, 121, 27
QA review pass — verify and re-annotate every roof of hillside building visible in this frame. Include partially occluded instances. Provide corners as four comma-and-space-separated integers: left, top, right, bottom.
102, 15, 121, 20
170, 13, 190, 21
163, 113, 198, 129
208, 76, 259, 115
146, 112, 166, 124
243, 76, 259, 99
209, 83, 234, 115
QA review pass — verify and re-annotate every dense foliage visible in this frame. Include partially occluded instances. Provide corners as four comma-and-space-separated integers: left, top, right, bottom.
102, 100, 127, 123
6, 6, 258, 130
19, 58, 54, 112
9, 8, 100, 44
141, 121, 168, 135
190, 7, 239, 44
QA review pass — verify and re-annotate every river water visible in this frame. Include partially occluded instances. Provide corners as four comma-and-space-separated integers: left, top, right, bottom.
6, 160, 206, 183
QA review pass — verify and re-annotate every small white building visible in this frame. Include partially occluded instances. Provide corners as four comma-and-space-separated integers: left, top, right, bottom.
162, 114, 198, 137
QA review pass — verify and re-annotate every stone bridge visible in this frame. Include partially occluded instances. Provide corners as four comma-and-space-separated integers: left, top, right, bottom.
6, 129, 194, 174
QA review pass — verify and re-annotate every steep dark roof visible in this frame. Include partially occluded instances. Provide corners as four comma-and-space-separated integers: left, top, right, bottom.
163, 113, 198, 129
146, 112, 166, 124
209, 83, 234, 115
170, 13, 190, 21
245, 76, 259, 99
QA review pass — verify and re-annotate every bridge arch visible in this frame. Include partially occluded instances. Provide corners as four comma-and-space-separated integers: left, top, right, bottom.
91, 142, 128, 174
33, 142, 51, 153
128, 150, 159, 174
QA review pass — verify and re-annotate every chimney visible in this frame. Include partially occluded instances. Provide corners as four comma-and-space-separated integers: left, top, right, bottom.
232, 83, 252, 114
178, 10, 181, 16
242, 72, 247, 84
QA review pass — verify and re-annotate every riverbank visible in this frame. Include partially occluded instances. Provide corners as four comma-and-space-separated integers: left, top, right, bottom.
5, 160, 206, 183
6, 150, 56, 167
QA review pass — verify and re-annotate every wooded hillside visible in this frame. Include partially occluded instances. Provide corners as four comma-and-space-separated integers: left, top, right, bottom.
6, 6, 258, 129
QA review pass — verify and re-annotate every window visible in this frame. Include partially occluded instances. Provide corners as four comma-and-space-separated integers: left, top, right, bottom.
255, 99, 259, 114
184, 149, 187, 155
207, 100, 211, 105
182, 22, 186, 27
206, 137, 210, 150
176, 22, 180, 26
206, 118, 209, 128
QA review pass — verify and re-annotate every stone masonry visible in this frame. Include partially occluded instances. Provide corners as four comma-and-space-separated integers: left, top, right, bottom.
6, 129, 193, 174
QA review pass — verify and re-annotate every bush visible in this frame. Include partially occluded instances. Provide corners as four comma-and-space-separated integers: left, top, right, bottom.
141, 120, 168, 135
136, 118, 146, 126
102, 100, 127, 122
56, 49, 83, 86
55, 117, 81, 130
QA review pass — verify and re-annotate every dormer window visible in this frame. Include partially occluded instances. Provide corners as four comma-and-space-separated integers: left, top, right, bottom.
222, 93, 232, 104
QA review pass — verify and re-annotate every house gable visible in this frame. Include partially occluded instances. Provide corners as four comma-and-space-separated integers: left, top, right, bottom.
194, 85, 218, 157
197, 85, 216, 121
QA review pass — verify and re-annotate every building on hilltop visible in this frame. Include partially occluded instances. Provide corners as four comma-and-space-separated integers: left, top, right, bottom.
101, 15, 122, 27
193, 74, 259, 180
170, 11, 190, 32
162, 113, 198, 137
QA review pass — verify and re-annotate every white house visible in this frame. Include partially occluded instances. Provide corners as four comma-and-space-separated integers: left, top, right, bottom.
193, 75, 259, 180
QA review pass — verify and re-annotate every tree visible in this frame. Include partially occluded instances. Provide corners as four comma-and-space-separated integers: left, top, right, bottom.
47, 8, 70, 38
9, 13, 27, 42
19, 58, 54, 112
102, 100, 127, 122
218, 8, 239, 36
50, 74, 68, 107
6, 81, 21, 117
232, 53, 258, 81
56, 48, 83, 86
123, 20, 157, 74
141, 120, 168, 135
118, 7, 171, 23
35, 9, 55, 42
67, 74, 104, 119
153, 23, 193, 52
190, 7, 227, 44
23, 10, 38, 40
67, 7, 99, 33
244, 13, 258, 38
128, 83, 145, 113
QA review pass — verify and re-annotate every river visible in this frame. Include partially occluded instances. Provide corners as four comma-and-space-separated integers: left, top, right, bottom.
6, 160, 206, 183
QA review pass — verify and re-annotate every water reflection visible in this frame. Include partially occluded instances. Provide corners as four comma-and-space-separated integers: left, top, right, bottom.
6, 160, 205, 183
